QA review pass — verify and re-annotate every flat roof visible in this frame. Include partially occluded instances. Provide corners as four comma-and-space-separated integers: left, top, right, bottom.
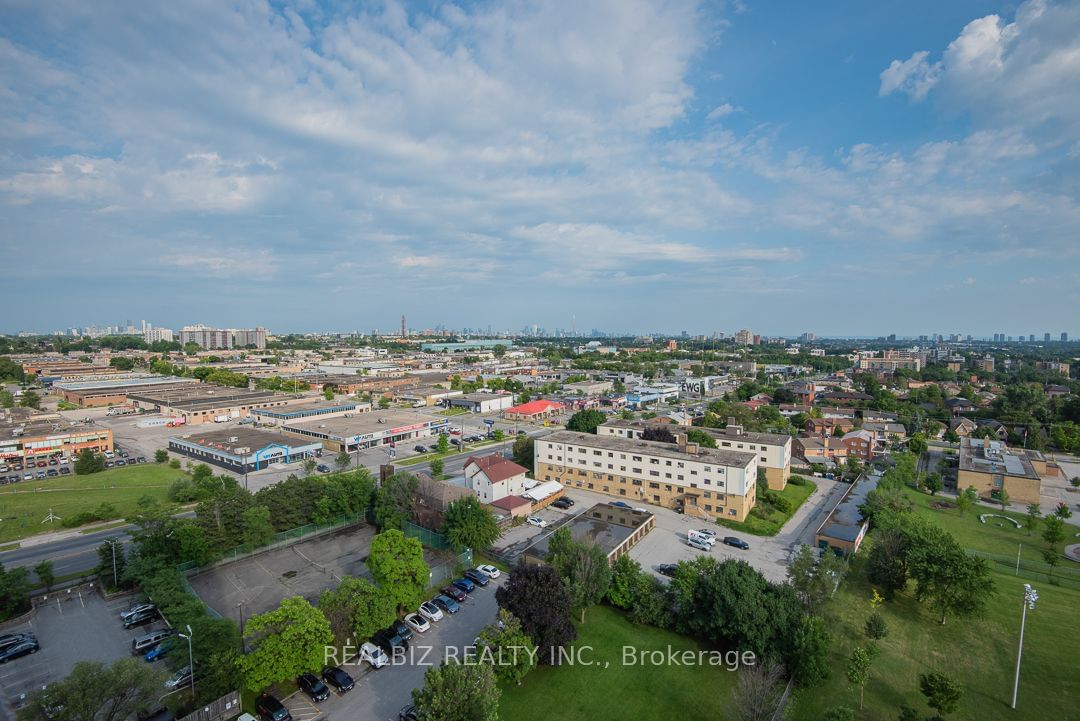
0, 408, 103, 439
54, 375, 199, 392
959, 437, 1041, 480
526, 503, 651, 557
129, 385, 288, 411
600, 419, 791, 448
251, 400, 364, 419
171, 427, 320, 454
818, 473, 880, 542
283, 409, 449, 440
541, 430, 757, 468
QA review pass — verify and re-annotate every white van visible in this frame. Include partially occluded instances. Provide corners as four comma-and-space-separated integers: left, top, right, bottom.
687, 529, 716, 546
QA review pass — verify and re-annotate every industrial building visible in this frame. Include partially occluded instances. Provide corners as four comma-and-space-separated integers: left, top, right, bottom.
167, 428, 322, 474
535, 430, 759, 521
522, 504, 655, 566
250, 399, 372, 426
54, 375, 200, 408
127, 385, 299, 425
445, 392, 515, 414
280, 409, 451, 453
0, 408, 114, 463
957, 437, 1059, 504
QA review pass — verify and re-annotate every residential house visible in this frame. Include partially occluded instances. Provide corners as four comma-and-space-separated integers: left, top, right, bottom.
463, 455, 530, 504
840, 429, 875, 462
948, 417, 977, 438
945, 397, 976, 416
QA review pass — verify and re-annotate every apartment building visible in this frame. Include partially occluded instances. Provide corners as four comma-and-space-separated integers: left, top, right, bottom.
535, 430, 758, 521
597, 419, 791, 490
179, 324, 268, 350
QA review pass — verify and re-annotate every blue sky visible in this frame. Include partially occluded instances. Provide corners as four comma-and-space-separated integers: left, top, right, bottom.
1, 0, 1078, 336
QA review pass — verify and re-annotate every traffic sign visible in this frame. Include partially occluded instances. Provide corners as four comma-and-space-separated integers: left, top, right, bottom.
483, 419, 496, 427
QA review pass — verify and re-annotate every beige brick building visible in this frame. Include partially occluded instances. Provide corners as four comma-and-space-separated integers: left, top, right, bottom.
957, 437, 1057, 505
535, 430, 758, 521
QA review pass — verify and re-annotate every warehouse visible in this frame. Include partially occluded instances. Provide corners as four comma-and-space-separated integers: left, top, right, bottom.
128, 385, 299, 425
250, 399, 372, 426
444, 392, 514, 413
281, 409, 451, 453
54, 375, 200, 407
522, 504, 655, 566
167, 427, 323, 473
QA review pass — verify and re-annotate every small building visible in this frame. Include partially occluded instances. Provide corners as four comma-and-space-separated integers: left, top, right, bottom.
168, 427, 323, 473
0, 408, 114, 463
463, 454, 531, 503
815, 473, 880, 556
521, 503, 655, 566
446, 392, 515, 414
504, 399, 565, 421
280, 409, 451, 453
563, 380, 613, 395
957, 437, 1056, 504
491, 495, 532, 519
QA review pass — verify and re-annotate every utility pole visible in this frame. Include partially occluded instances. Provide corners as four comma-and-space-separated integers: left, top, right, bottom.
180, 624, 195, 698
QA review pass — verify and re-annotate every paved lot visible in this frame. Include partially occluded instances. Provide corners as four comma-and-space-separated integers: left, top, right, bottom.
0, 590, 153, 708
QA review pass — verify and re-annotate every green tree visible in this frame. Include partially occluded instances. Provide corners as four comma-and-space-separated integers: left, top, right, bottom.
789, 615, 833, 688
865, 612, 888, 640
318, 576, 396, 645
495, 563, 577, 664
33, 560, 55, 590
997, 489, 1010, 511
605, 553, 642, 610
302, 458, 317, 476
323, 386, 335, 401
565, 409, 606, 434
821, 708, 855, 721
922, 473, 943, 496
1042, 514, 1066, 554
442, 495, 501, 551
374, 472, 419, 530
955, 486, 979, 516
476, 609, 536, 686
511, 434, 534, 469
239, 596, 333, 690
242, 506, 274, 550
686, 428, 718, 449
846, 645, 873, 711
154, 449, 168, 463
378, 396, 391, 409
919, 672, 963, 716
787, 544, 845, 615
33, 658, 165, 721
412, 659, 500, 721
548, 537, 611, 623
0, 563, 32, 620
0, 358, 25, 382
1023, 503, 1041, 536
334, 451, 352, 472
19, 390, 41, 409
74, 448, 106, 475
437, 433, 450, 454
429, 457, 445, 479
366, 530, 429, 613
908, 527, 995, 625
0, 390, 13, 408
908, 432, 928, 459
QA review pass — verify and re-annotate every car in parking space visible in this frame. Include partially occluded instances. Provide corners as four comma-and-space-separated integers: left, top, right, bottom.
255, 693, 293, 721
403, 613, 430, 634
59, 467, 71, 475
687, 529, 716, 547
450, 438, 461, 446
526, 516, 547, 528
297, 672, 330, 702
551, 497, 574, 510
123, 608, 159, 629
358, 641, 389, 668
687, 535, 712, 551
432, 594, 460, 614
36, 461, 47, 468
122, 602, 156, 621
136, 456, 147, 463
0, 638, 39, 663
476, 564, 501, 579
441, 585, 467, 603
656, 563, 679, 577
418, 600, 444, 623
105, 461, 115, 469
321, 665, 354, 693
399, 705, 419, 721
414, 445, 427, 453
426, 445, 439, 453
48, 458, 58, 466
164, 665, 199, 690
35, 471, 46, 479
452, 577, 476, 594
46, 469, 58, 477
23, 474, 33, 482
516, 429, 527, 435
389, 619, 414, 642
723, 536, 750, 550
372, 628, 410, 657
0, 633, 35, 653
144, 638, 177, 662
463, 569, 490, 587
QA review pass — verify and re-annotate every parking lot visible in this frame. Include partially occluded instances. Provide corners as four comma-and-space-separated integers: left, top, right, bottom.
0, 590, 152, 708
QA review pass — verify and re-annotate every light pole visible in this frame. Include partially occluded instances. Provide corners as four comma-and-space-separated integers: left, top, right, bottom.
236, 602, 246, 652
105, 537, 120, 588
179, 624, 195, 698
1011, 583, 1038, 709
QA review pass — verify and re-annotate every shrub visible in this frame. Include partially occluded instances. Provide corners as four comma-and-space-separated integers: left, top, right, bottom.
168, 459, 181, 469
789, 475, 808, 486
168, 478, 199, 503
864, 612, 888, 640
154, 449, 168, 463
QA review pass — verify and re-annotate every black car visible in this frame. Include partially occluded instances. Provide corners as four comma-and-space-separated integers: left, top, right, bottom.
321, 666, 354, 693
723, 536, 750, 550
297, 672, 330, 702
656, 564, 679, 578
136, 456, 147, 463
0, 633, 35, 652
371, 629, 410, 656
550, 498, 572, 509
255, 694, 292, 721
414, 445, 427, 453
123, 608, 158, 629
450, 438, 461, 446
0, 638, 39, 663
389, 620, 414, 642
463, 568, 490, 587
59, 467, 71, 475
399, 705, 419, 721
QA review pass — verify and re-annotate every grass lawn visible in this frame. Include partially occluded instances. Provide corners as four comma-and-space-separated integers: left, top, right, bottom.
499, 605, 740, 721
435, 407, 469, 417
0, 464, 182, 542
716, 478, 817, 536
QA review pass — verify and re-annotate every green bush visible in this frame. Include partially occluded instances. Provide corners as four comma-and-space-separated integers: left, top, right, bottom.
168, 459, 181, 469
789, 475, 808, 486
168, 478, 199, 502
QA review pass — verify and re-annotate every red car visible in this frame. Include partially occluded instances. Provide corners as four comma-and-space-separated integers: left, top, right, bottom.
441, 585, 466, 603
36, 461, 47, 468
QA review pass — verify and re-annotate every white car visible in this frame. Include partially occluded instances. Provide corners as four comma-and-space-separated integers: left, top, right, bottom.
687, 529, 717, 546
476, 564, 501, 579
418, 601, 443, 623
359, 642, 388, 669
404, 613, 430, 634
687, 535, 712, 551
526, 516, 547, 528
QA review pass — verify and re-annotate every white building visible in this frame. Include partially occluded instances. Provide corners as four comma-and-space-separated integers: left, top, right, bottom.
144, 327, 175, 344
463, 455, 530, 504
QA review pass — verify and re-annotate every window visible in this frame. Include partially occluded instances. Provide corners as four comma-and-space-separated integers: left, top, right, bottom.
632, 455, 642, 462
665, 460, 672, 466
649, 482, 660, 489
677, 474, 684, 480
593, 450, 602, 456
649, 458, 659, 465
665, 473, 671, 479
649, 470, 659, 477
633, 468, 642, 474
721, 441, 731, 447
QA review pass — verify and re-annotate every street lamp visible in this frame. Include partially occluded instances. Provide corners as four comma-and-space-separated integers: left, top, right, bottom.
178, 624, 195, 698
1011, 583, 1038, 709
104, 537, 120, 588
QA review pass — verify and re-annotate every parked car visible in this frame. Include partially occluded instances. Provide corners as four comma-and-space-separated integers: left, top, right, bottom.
144, 638, 177, 663
450, 438, 461, 446
551, 497, 573, 509
687, 529, 716, 546
136, 456, 147, 463
413, 445, 427, 453
432, 594, 460, 614
656, 563, 679, 577
59, 467, 71, 475
609, 501, 631, 509
0, 638, 39, 663
452, 577, 476, 594
122, 602, 156, 621
399, 705, 419, 721
463, 569, 490, 587
316, 464, 330, 473
389, 619, 414, 642
123, 608, 160, 629
132, 629, 176, 655
372, 628, 409, 656
46, 469, 58, 477
297, 672, 330, 702
35, 471, 46, 479
526, 516, 547, 528
358, 641, 388, 668
255, 693, 292, 721
418, 600, 444, 623
476, 564, 501, 579
0, 633, 35, 653
723, 536, 750, 550
441, 585, 467, 602
321, 665, 354, 693
163, 665, 199, 690
687, 535, 712, 551
403, 613, 430, 634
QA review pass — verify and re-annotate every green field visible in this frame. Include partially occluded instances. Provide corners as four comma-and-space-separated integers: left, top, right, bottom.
789, 487, 1080, 720
499, 605, 740, 721
716, 478, 817, 536
0, 464, 182, 542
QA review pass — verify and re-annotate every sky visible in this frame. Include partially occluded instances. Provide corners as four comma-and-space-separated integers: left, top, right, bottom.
1, 0, 1078, 337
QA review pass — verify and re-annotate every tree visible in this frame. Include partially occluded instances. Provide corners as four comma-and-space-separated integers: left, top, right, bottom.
154, 449, 168, 463
239, 596, 333, 690
729, 662, 786, 721
492, 344, 507, 358
787, 544, 845, 614
566, 409, 606, 434
378, 396, 391, 409
922, 473, 943, 496
686, 428, 718, 449
97, 538, 126, 589
908, 527, 995, 625
864, 611, 888, 640
19, 390, 41, 409
374, 472, 419, 530
511, 434, 534, 469
955, 486, 979, 516
641, 426, 676, 443
318, 576, 396, 645
74, 448, 106, 475
476, 609, 536, 686
429, 457, 445, 479
33, 560, 55, 591
788, 615, 833, 688
442, 495, 501, 551
821, 708, 855, 721
412, 659, 500, 721
496, 563, 577, 665
0, 563, 31, 620
1023, 503, 1041, 536
334, 451, 352, 472
605, 553, 642, 610
548, 537, 611, 623
919, 672, 963, 716
908, 432, 928, 459
1042, 514, 1066, 554
302, 458, 317, 476
0, 390, 13, 408
34, 658, 165, 721
437, 433, 450, 454
242, 505, 275, 550
366, 530, 429, 613
323, 386, 335, 401
846, 645, 873, 711
997, 489, 1010, 511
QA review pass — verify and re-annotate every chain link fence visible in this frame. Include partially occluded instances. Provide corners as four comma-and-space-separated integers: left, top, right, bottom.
968, 549, 1080, 590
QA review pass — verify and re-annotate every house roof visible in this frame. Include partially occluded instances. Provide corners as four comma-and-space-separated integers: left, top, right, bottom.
491, 495, 531, 510
464, 454, 528, 483
506, 399, 565, 415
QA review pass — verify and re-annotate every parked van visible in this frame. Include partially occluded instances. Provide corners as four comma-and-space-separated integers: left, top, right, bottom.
132, 629, 176, 655
686, 529, 716, 546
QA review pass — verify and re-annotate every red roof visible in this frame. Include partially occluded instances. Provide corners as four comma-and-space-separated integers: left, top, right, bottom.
506, 399, 564, 415
492, 496, 531, 510
464, 454, 528, 483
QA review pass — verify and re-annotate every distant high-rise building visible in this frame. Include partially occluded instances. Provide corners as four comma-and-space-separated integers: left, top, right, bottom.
180, 324, 267, 350
1044, 333, 1051, 342
734, 329, 754, 346
887, 334, 896, 342
144, 327, 174, 344
401, 315, 407, 338
1063, 332, 1070, 342
1029, 334, 1035, 342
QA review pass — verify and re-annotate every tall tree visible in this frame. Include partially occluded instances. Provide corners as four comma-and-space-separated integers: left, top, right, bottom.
374, 472, 419, 530
318, 576, 396, 645
239, 596, 333, 690
412, 660, 500, 721
476, 609, 537, 686
74, 448, 106, 475
334, 451, 352, 472
33, 560, 55, 591
0, 563, 31, 620
919, 672, 963, 717
997, 489, 1010, 511
1042, 514, 1066, 555
565, 409, 606, 434
787, 544, 846, 614
605, 553, 642, 610
846, 645, 873, 711
729, 662, 786, 721
511, 434, 535, 469
442, 495, 501, 552
242, 505, 275, 550
788, 615, 833, 688
34, 658, 165, 721
366, 530, 429, 613
429, 457, 445, 479
908, 528, 995, 625
496, 564, 577, 665
1023, 503, 1041, 536
549, 538, 611, 623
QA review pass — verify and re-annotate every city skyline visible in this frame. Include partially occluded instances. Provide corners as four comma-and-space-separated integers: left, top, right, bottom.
2, 0, 1079, 333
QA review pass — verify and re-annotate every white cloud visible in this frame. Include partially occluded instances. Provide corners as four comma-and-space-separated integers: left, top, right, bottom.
706, 103, 741, 120
879, 51, 941, 100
